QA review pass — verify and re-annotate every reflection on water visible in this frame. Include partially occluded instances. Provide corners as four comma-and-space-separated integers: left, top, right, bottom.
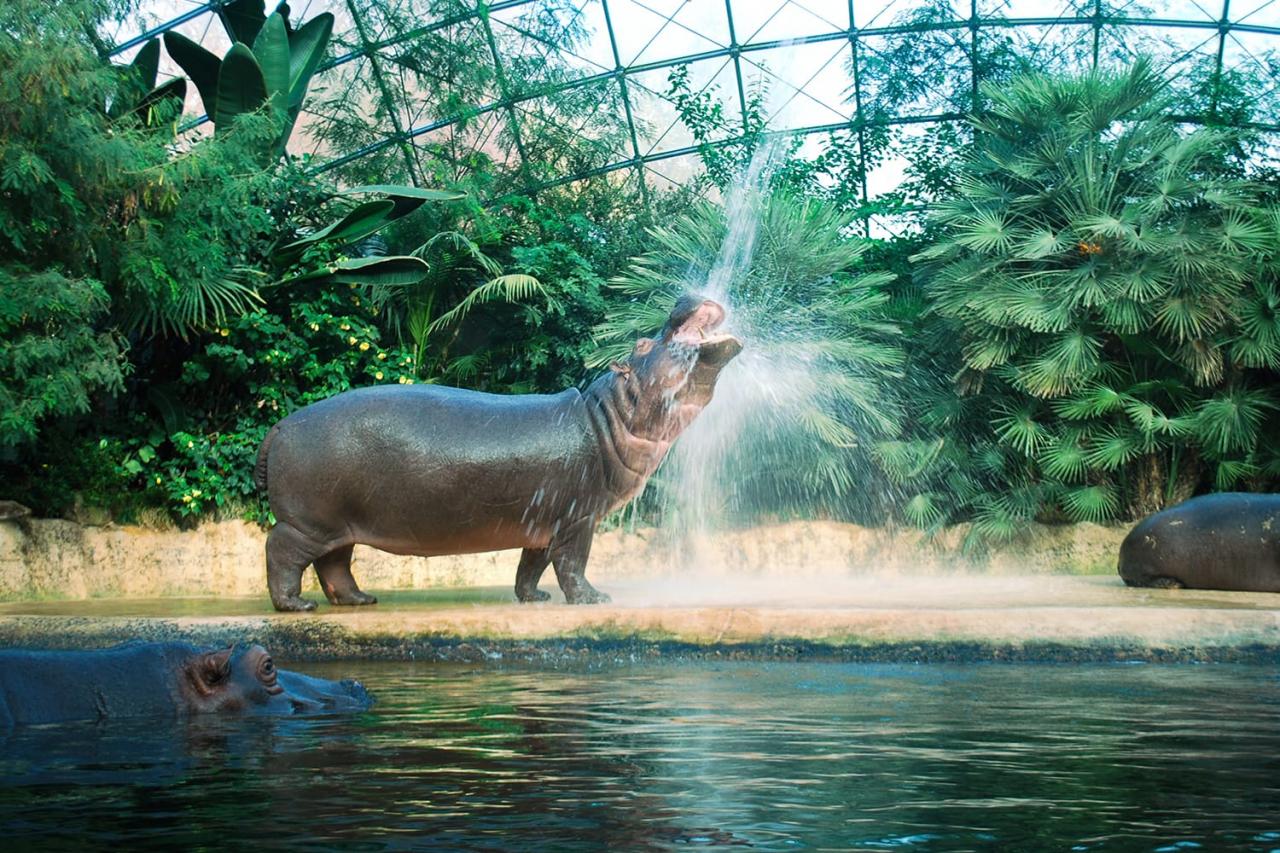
2, 662, 1279, 850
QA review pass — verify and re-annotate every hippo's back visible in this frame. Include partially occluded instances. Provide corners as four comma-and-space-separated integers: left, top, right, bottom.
0, 643, 193, 727
1119, 493, 1280, 591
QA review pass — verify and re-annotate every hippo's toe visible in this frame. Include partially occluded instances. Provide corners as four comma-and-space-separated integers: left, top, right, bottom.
517, 589, 552, 603
274, 596, 319, 612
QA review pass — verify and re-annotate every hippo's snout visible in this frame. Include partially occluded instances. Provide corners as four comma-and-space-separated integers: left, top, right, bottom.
276, 670, 374, 715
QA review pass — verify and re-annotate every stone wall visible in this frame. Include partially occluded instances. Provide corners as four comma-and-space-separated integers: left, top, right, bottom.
0, 517, 1130, 601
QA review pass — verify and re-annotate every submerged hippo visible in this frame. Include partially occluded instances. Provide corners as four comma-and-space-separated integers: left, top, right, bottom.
1118, 493, 1280, 592
0, 641, 372, 728
256, 294, 743, 612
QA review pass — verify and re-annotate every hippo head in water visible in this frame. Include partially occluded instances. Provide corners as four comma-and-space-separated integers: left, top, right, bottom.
178, 643, 371, 716
606, 294, 743, 444
0, 642, 372, 728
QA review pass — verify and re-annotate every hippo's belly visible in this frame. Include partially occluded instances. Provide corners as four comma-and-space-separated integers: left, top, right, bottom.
1119, 493, 1280, 592
266, 385, 600, 554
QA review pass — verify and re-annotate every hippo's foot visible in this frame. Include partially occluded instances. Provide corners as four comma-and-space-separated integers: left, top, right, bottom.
1143, 576, 1186, 589
329, 590, 378, 606
517, 588, 552, 603
564, 585, 611, 605
273, 595, 319, 612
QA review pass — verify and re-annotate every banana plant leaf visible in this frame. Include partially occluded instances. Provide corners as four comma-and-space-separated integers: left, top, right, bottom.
278, 256, 431, 288
130, 38, 160, 89
271, 200, 398, 266
339, 184, 467, 217
214, 43, 268, 131
221, 0, 267, 45
134, 77, 188, 129
252, 13, 290, 123
163, 31, 221, 117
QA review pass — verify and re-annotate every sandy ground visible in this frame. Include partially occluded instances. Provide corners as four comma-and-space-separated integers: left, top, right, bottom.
2, 575, 1279, 662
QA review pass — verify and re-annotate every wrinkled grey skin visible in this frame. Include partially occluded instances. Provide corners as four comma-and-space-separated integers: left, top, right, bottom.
257, 295, 743, 612
0, 642, 372, 729
1119, 493, 1280, 592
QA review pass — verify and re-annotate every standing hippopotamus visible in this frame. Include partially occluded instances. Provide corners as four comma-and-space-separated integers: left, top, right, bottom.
0, 642, 372, 728
256, 294, 743, 611
1118, 493, 1280, 591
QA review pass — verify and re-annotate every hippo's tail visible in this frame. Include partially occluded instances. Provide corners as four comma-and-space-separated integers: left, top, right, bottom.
254, 424, 280, 493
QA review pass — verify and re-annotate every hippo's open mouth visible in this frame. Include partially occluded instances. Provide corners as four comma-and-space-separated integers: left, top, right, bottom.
669, 297, 742, 356
667, 298, 743, 369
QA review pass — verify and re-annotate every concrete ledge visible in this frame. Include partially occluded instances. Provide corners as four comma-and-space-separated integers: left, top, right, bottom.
0, 518, 1129, 600
2, 576, 1278, 663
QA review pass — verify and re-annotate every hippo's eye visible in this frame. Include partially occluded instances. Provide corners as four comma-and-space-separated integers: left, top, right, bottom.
258, 657, 278, 685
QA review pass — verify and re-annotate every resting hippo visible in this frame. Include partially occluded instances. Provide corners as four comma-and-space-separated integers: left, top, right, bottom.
257, 294, 743, 611
0, 641, 372, 728
1118, 492, 1280, 591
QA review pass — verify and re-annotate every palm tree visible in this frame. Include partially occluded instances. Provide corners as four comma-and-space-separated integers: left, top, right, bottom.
915, 58, 1277, 522
594, 189, 904, 525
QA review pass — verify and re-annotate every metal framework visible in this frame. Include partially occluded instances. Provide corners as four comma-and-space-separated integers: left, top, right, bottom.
112, 0, 1280, 201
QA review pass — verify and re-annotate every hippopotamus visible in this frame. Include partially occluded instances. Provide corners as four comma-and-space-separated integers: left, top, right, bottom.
1118, 492, 1280, 591
0, 641, 372, 728
256, 294, 743, 611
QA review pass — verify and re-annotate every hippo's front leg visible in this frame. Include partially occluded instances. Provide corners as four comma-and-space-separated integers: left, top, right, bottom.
550, 522, 611, 604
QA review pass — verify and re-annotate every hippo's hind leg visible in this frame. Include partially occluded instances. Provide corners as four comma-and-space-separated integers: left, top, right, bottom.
515, 548, 552, 602
315, 545, 377, 606
266, 522, 328, 612
550, 523, 611, 605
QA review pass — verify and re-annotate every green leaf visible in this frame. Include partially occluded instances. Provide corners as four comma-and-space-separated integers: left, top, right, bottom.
163, 31, 221, 117
135, 77, 187, 129
281, 256, 431, 288
130, 38, 161, 90
1060, 483, 1119, 523
286, 12, 334, 112
273, 200, 397, 267
338, 184, 466, 217
214, 43, 268, 131
252, 13, 290, 121
222, 0, 267, 44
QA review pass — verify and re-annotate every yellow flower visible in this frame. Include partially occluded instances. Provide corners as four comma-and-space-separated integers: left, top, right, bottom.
309, 323, 320, 332
186, 440, 194, 448
154, 476, 162, 484
374, 371, 384, 380
359, 342, 370, 352
397, 376, 406, 384
404, 378, 415, 385
348, 336, 357, 346
340, 323, 351, 331
182, 495, 193, 503
377, 352, 387, 361
191, 489, 202, 498
219, 328, 229, 337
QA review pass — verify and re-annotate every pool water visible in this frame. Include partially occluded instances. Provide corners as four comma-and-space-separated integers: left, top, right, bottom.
1, 661, 1279, 850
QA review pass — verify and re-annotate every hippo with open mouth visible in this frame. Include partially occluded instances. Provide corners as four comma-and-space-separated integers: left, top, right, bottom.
0, 642, 372, 728
256, 294, 743, 611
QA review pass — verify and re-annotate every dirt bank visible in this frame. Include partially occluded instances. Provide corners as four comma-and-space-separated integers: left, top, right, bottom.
0, 517, 1129, 601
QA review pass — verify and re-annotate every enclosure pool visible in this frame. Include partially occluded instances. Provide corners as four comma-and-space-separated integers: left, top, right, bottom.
1, 660, 1278, 850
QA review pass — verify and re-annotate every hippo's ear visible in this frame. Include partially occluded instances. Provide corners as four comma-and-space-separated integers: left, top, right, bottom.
609, 361, 632, 378
633, 337, 656, 356
185, 647, 233, 696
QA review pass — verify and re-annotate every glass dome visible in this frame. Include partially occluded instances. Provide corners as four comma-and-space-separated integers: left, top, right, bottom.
106, 0, 1280, 209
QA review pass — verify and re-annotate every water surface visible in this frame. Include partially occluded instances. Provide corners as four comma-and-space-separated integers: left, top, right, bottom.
2, 661, 1278, 850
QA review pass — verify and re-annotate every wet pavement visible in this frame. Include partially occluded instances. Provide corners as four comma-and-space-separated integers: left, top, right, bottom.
1, 575, 1278, 662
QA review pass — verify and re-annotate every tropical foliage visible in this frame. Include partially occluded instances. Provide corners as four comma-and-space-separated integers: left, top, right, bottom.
909, 60, 1279, 530
6, 0, 1280, 539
